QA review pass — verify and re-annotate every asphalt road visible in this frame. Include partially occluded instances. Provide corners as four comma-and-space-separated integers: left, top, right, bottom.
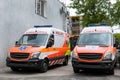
0, 61, 120, 80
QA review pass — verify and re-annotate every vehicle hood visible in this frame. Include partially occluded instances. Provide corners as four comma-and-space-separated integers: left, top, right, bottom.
74, 45, 111, 54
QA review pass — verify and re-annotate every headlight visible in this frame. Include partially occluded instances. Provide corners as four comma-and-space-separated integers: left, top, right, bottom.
71, 51, 77, 58
31, 52, 40, 59
104, 52, 115, 61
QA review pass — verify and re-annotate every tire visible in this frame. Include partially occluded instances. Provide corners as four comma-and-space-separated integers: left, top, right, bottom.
63, 57, 68, 66
73, 67, 79, 73
10, 67, 19, 71
39, 60, 48, 73
106, 68, 114, 75
118, 58, 120, 68
114, 59, 117, 67
114, 62, 117, 67
119, 62, 120, 68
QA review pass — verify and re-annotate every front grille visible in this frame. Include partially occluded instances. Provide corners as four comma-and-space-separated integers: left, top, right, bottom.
78, 53, 102, 60
10, 53, 29, 59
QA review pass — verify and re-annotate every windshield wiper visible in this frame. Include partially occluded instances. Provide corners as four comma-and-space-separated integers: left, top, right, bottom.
31, 45, 40, 47
98, 44, 109, 47
26, 43, 40, 47
77, 44, 87, 46
77, 43, 108, 47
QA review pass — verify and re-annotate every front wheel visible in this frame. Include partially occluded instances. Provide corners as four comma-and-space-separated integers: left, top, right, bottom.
10, 67, 19, 72
39, 60, 48, 73
63, 57, 68, 66
106, 68, 114, 75
73, 67, 79, 73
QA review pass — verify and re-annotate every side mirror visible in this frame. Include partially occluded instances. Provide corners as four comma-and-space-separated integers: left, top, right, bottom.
46, 43, 50, 48
117, 44, 120, 49
15, 41, 18, 45
114, 43, 120, 49
46, 40, 54, 48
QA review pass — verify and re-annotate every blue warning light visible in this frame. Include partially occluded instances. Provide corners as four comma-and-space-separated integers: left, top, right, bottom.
34, 25, 52, 28
88, 23, 108, 27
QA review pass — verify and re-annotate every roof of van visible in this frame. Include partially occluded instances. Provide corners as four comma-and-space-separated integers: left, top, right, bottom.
24, 27, 65, 35
81, 26, 113, 34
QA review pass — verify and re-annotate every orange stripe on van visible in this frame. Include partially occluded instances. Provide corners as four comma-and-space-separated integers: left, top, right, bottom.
40, 47, 70, 52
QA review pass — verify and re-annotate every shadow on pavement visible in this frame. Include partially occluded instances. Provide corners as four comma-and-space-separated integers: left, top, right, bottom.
4, 64, 64, 74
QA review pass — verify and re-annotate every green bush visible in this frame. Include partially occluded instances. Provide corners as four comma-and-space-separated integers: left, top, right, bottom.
114, 33, 120, 44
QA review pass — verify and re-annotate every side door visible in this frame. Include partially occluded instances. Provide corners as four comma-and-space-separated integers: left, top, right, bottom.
46, 34, 58, 65
53, 34, 65, 60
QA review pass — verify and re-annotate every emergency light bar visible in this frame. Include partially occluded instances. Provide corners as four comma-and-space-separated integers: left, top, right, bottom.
88, 23, 108, 27
34, 25, 52, 28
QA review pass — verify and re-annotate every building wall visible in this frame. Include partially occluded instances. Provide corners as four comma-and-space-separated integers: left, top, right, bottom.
0, 0, 67, 67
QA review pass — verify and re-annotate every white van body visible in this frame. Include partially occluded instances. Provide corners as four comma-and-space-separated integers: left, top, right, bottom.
72, 25, 117, 75
6, 25, 70, 72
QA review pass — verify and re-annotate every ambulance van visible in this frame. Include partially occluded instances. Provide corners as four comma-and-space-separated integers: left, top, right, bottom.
71, 24, 117, 75
6, 25, 70, 72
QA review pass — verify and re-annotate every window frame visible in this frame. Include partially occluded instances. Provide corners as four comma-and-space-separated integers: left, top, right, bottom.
35, 0, 47, 17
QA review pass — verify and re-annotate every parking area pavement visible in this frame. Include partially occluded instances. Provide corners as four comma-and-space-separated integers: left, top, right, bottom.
0, 63, 120, 76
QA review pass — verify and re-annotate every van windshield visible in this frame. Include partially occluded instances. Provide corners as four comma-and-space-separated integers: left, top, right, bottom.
17, 34, 48, 46
77, 33, 112, 46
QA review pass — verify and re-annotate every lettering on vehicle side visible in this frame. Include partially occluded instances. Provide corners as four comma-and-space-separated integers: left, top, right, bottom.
25, 31, 47, 34
83, 30, 111, 33
54, 31, 64, 35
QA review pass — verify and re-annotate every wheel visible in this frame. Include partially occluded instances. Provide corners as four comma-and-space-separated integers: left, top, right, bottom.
119, 62, 120, 68
63, 57, 68, 66
10, 67, 19, 71
106, 68, 114, 75
39, 60, 48, 73
73, 67, 79, 73
118, 57, 120, 68
114, 59, 117, 67
114, 62, 117, 67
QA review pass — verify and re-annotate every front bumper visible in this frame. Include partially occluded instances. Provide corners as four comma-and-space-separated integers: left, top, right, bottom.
72, 58, 115, 70
6, 58, 44, 68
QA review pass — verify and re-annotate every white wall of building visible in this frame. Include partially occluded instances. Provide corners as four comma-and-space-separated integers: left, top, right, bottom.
0, 0, 68, 67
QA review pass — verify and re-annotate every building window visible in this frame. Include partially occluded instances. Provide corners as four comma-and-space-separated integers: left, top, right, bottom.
35, 0, 46, 17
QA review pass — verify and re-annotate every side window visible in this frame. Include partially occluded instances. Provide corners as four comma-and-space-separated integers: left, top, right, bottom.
35, 0, 47, 17
47, 34, 54, 48
54, 35, 65, 47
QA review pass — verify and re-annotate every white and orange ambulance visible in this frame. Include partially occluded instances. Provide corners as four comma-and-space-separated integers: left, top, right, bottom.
6, 25, 70, 72
72, 24, 117, 75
